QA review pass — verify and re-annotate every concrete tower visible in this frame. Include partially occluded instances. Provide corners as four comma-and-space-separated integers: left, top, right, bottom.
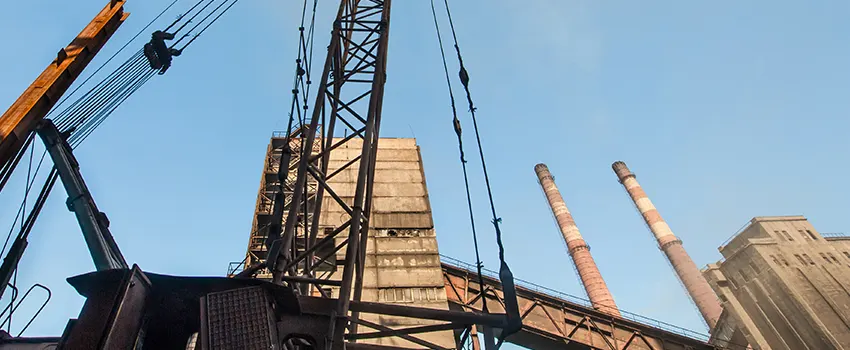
534, 164, 620, 317
612, 161, 722, 329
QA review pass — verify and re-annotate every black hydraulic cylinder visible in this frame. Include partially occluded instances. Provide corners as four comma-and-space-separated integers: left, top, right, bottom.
36, 119, 127, 271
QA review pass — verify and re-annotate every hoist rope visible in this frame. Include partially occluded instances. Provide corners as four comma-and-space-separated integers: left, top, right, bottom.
441, 0, 509, 264
1, 0, 243, 289
47, 0, 180, 119
284, 0, 319, 143
52, 0, 243, 146
174, 0, 241, 51
434, 0, 522, 345
172, 0, 215, 37
260, 0, 318, 276
429, 0, 488, 313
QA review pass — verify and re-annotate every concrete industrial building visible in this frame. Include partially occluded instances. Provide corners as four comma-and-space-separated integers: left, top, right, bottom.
704, 216, 850, 350
243, 136, 455, 348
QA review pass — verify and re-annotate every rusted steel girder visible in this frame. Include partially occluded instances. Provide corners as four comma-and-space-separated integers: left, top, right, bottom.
441, 260, 722, 350
0, 1, 128, 170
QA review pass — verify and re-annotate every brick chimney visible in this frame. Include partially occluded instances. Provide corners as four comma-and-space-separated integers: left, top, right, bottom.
534, 164, 620, 317
612, 161, 722, 329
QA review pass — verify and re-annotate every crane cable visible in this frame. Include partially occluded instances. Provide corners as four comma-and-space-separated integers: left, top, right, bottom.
47, 0, 242, 150
0, 0, 179, 195
250, 0, 318, 277
434, 0, 522, 345
429, 0, 488, 314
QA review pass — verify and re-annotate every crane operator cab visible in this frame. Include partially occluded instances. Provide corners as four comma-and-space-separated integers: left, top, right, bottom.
144, 30, 182, 75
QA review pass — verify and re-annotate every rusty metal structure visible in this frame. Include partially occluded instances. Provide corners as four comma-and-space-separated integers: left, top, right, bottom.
612, 161, 723, 330
442, 256, 721, 350
534, 163, 620, 317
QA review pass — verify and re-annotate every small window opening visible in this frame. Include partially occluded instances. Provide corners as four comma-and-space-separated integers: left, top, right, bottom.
827, 253, 839, 263
806, 230, 818, 240
802, 254, 815, 265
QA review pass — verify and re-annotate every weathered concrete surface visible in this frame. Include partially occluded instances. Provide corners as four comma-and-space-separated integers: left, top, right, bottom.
319, 138, 455, 349
706, 216, 850, 350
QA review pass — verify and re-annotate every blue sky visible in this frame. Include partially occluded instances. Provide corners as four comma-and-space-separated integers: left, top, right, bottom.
1, 0, 848, 346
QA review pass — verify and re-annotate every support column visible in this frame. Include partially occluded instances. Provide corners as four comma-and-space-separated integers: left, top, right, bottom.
612, 161, 722, 329
534, 164, 620, 317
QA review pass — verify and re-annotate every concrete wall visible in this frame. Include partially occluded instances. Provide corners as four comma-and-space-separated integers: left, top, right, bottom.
320, 138, 456, 349
708, 216, 850, 350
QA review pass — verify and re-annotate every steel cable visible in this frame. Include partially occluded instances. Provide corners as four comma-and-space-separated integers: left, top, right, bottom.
172, 0, 216, 38
71, 69, 158, 147
54, 50, 147, 130
47, 0, 180, 119
175, 0, 240, 51
438, 0, 522, 345
429, 0, 489, 313
65, 62, 152, 144
55, 53, 148, 132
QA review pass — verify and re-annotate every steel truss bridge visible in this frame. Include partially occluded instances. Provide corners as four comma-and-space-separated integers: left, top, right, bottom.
440, 256, 720, 350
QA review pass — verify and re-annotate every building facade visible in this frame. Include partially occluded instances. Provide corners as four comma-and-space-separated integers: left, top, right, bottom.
704, 216, 850, 350
242, 135, 455, 348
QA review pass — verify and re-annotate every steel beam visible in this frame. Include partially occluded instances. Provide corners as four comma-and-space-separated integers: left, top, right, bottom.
441, 260, 720, 350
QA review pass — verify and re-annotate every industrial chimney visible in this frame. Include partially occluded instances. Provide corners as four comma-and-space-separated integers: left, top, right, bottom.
612, 161, 722, 329
534, 164, 620, 317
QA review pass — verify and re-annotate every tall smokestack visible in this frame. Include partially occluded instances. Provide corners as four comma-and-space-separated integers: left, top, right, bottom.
534, 164, 620, 317
612, 161, 722, 329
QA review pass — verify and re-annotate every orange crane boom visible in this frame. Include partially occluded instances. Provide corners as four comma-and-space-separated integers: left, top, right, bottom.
0, 0, 129, 169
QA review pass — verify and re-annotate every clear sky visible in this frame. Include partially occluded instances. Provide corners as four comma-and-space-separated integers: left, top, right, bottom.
1, 0, 848, 346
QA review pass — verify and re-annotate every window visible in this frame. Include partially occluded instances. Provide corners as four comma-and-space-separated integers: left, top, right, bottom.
802, 254, 815, 265
794, 254, 806, 265
779, 254, 790, 266
750, 261, 761, 274
728, 276, 738, 289
827, 253, 840, 263
843, 251, 850, 260
782, 230, 794, 241
739, 269, 750, 282
770, 255, 781, 265
806, 230, 818, 240
799, 230, 811, 241
820, 253, 831, 264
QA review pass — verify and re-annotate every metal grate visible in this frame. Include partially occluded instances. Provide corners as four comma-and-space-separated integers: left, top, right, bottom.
204, 287, 277, 350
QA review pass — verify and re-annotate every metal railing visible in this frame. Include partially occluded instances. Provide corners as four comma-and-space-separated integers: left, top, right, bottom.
821, 232, 848, 239
439, 255, 712, 342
